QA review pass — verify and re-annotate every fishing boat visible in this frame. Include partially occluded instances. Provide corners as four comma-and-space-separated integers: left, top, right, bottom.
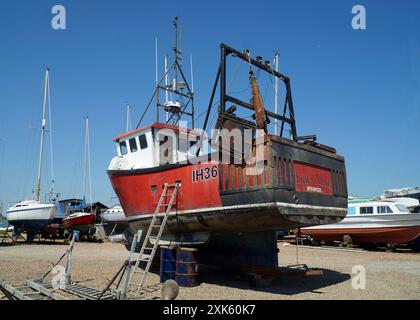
6, 68, 59, 242
62, 117, 96, 236
107, 19, 348, 249
300, 199, 420, 245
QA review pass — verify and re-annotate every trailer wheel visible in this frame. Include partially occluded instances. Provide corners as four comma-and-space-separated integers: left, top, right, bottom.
310, 238, 321, 246
386, 243, 397, 252
343, 235, 353, 248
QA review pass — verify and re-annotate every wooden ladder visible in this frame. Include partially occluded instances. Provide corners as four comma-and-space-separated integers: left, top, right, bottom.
121, 182, 179, 299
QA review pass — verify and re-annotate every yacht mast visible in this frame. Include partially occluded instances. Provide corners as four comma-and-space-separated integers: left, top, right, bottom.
34, 68, 49, 202
83, 116, 93, 205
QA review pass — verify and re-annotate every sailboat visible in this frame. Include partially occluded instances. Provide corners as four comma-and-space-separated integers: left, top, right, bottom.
7, 68, 58, 242
62, 116, 96, 235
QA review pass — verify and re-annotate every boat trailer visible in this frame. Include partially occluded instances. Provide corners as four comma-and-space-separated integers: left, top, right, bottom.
0, 231, 177, 300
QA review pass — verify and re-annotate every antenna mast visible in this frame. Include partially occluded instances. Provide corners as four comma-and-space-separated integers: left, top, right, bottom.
136, 18, 195, 129
274, 51, 279, 135
126, 104, 132, 132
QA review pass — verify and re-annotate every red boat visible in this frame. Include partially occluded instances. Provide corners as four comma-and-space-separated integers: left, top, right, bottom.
63, 212, 96, 233
107, 37, 348, 248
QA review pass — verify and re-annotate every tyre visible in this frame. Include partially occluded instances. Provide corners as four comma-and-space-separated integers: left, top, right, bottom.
310, 238, 321, 246
123, 228, 143, 252
412, 237, 420, 252
343, 235, 353, 248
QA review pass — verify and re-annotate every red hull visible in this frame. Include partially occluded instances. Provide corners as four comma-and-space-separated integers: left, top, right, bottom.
63, 214, 95, 229
109, 162, 222, 216
301, 226, 420, 244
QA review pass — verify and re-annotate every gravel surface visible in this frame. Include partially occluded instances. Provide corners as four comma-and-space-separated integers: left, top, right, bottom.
1, 241, 419, 300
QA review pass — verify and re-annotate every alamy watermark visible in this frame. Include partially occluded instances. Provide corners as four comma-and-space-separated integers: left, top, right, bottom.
351, 265, 366, 290
51, 265, 67, 290
51, 5, 66, 30
352, 5, 366, 30
149, 122, 267, 176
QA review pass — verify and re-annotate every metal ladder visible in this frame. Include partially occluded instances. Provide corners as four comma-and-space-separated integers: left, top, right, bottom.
121, 183, 179, 299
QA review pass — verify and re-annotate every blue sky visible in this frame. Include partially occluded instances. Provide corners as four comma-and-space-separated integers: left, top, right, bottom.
0, 0, 419, 210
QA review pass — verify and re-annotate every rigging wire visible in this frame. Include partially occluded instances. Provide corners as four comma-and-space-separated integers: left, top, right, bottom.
47, 74, 56, 197
86, 118, 93, 206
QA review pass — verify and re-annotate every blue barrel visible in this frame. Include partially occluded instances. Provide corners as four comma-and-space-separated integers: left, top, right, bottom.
72, 230, 80, 242
160, 246, 177, 283
175, 248, 199, 287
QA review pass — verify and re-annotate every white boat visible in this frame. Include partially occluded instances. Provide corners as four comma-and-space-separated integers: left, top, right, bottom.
7, 201, 56, 221
383, 197, 419, 211
6, 68, 59, 242
100, 205, 126, 223
301, 199, 420, 245
100, 205, 128, 237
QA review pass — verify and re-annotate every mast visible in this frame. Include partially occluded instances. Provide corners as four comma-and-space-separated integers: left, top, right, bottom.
126, 104, 132, 132
136, 18, 195, 129
173, 17, 178, 91
34, 68, 49, 202
164, 55, 169, 121
83, 116, 93, 205
274, 51, 279, 135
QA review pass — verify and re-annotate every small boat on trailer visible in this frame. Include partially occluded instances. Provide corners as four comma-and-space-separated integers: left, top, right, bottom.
300, 199, 420, 246
108, 19, 348, 254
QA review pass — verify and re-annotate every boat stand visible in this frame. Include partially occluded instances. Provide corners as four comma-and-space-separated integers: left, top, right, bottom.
0, 223, 25, 245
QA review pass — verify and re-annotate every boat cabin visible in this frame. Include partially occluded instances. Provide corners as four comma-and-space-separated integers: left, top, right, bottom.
110, 123, 205, 171
348, 201, 411, 216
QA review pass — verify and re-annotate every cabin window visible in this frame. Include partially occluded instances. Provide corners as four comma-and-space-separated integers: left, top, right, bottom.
139, 134, 148, 150
120, 141, 128, 155
396, 204, 409, 213
378, 206, 393, 214
129, 138, 138, 153
348, 207, 356, 216
360, 207, 373, 214
190, 140, 197, 147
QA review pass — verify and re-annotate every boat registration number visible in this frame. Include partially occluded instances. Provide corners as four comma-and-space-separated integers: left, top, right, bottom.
192, 165, 218, 183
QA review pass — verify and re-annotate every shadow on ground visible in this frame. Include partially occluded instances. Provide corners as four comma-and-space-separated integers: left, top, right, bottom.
150, 265, 351, 296
199, 266, 351, 295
